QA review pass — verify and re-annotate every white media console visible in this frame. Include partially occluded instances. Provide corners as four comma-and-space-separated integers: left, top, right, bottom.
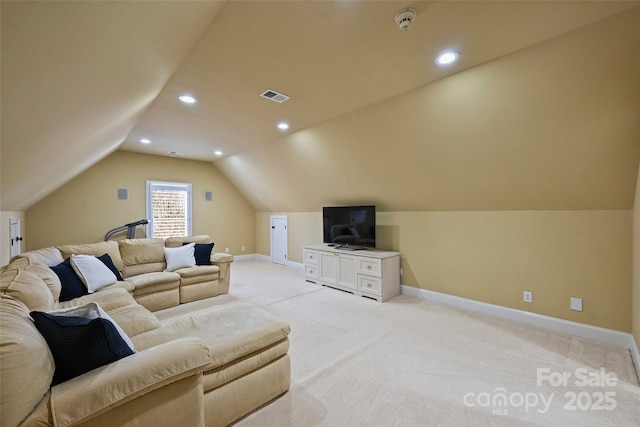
302, 244, 401, 302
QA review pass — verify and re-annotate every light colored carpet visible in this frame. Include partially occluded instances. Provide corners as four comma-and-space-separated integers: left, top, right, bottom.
168, 259, 640, 426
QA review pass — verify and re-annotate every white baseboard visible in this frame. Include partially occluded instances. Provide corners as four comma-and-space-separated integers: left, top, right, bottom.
233, 253, 304, 271
401, 285, 640, 382
287, 260, 304, 270
233, 253, 264, 261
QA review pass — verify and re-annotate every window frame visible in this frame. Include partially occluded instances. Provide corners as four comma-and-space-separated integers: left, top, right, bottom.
146, 180, 192, 238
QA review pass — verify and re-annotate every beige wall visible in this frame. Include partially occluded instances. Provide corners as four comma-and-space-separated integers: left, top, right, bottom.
26, 151, 255, 254
0, 211, 26, 265
218, 10, 640, 214
256, 212, 322, 263
257, 210, 632, 332
633, 166, 640, 350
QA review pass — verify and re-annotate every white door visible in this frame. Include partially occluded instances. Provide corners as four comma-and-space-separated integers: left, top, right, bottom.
270, 215, 288, 265
10, 217, 21, 258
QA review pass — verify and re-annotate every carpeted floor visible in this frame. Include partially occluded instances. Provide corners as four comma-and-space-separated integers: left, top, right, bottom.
201, 259, 640, 426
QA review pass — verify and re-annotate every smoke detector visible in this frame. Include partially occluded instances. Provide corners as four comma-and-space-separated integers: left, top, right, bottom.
395, 8, 416, 32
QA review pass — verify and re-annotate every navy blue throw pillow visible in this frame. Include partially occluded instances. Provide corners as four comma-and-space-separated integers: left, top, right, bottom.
50, 258, 87, 301
183, 242, 214, 265
31, 311, 134, 386
97, 253, 123, 281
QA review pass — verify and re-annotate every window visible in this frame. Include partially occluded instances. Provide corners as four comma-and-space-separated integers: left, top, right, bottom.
146, 181, 192, 238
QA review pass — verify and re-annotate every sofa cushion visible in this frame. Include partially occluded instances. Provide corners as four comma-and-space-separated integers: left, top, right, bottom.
98, 253, 124, 281
175, 265, 220, 289
125, 271, 181, 291
0, 268, 55, 312
165, 234, 211, 248
70, 254, 117, 293
53, 288, 160, 340
175, 265, 220, 279
164, 243, 196, 272
49, 302, 135, 351
51, 258, 88, 301
119, 238, 167, 278
119, 238, 165, 266
31, 310, 135, 386
0, 295, 55, 427
184, 242, 215, 266
107, 303, 161, 337
6, 256, 62, 301
132, 303, 291, 370
15, 246, 64, 267
55, 286, 137, 312
121, 262, 167, 278
58, 240, 125, 272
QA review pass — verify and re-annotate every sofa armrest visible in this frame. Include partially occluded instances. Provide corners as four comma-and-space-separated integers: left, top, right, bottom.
106, 280, 136, 293
211, 252, 234, 264
211, 253, 233, 294
50, 337, 210, 427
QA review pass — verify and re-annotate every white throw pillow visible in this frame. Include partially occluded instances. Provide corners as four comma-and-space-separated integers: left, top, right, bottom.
70, 254, 117, 293
164, 243, 196, 272
49, 302, 135, 351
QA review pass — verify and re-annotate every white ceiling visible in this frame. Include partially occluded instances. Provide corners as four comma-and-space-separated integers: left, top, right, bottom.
2, 1, 639, 211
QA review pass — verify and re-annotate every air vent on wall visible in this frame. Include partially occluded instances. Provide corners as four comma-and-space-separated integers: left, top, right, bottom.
260, 89, 290, 103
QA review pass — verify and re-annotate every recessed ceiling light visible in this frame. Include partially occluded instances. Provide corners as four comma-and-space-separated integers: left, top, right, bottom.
436, 51, 460, 66
178, 94, 197, 104
277, 122, 290, 130
140, 138, 151, 144
214, 150, 223, 156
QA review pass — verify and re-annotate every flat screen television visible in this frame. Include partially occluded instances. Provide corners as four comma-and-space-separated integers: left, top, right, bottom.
323, 205, 376, 249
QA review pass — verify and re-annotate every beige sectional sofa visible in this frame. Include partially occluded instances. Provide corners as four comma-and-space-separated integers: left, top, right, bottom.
0, 237, 291, 427
47, 235, 233, 311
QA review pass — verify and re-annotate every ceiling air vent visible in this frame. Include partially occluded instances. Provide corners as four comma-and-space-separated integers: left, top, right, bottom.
260, 89, 289, 103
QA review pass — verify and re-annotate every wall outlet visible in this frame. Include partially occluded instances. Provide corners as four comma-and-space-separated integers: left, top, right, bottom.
225, 247, 229, 254
570, 297, 583, 312
400, 268, 404, 276
523, 291, 532, 303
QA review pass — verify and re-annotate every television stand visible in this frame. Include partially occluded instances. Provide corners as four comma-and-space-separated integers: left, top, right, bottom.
303, 244, 400, 302
336, 245, 364, 251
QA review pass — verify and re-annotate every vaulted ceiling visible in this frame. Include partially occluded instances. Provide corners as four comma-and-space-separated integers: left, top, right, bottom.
2, 1, 639, 212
